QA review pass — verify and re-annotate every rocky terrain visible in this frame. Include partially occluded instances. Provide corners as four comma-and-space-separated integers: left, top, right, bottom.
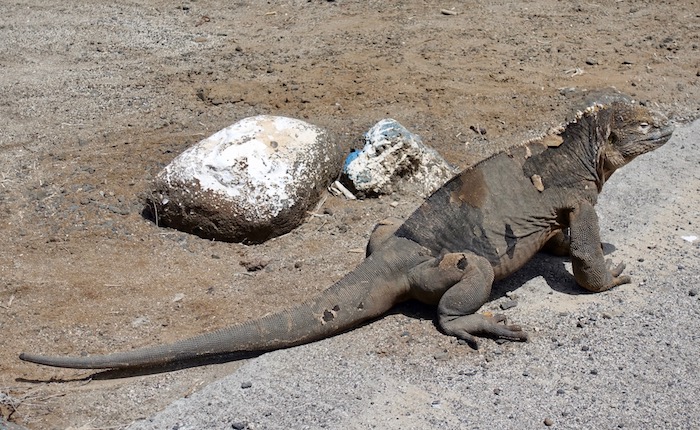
1, 1, 698, 428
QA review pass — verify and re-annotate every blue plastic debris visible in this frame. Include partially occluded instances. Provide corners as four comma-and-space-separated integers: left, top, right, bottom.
343, 149, 361, 173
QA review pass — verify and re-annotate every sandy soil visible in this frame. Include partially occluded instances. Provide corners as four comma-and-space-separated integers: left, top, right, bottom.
1, 1, 698, 428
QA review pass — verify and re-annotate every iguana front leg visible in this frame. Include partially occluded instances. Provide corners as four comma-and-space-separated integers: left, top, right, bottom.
409, 252, 527, 348
569, 201, 631, 292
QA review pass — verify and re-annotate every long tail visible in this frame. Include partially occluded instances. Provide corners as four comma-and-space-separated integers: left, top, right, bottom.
19, 252, 411, 369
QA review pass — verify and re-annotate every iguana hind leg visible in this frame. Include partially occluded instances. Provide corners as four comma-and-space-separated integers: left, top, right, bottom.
569, 202, 631, 292
409, 252, 527, 348
366, 217, 403, 256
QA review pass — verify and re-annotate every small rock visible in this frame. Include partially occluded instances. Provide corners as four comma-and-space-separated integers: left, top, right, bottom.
343, 119, 457, 197
493, 388, 502, 395
500, 299, 518, 310
689, 289, 698, 297
544, 417, 554, 426
240, 258, 269, 272
470, 125, 487, 135
131, 316, 150, 328
585, 58, 598, 65
231, 422, 247, 430
240, 381, 252, 389
434, 350, 449, 361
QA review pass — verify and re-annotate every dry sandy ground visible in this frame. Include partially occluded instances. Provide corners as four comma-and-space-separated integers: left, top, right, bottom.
1, 1, 698, 428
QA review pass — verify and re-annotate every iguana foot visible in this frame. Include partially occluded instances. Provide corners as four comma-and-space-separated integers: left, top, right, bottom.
607, 259, 631, 286
440, 313, 528, 349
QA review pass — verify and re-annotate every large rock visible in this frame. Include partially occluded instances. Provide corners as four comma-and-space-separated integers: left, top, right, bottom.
147, 116, 342, 243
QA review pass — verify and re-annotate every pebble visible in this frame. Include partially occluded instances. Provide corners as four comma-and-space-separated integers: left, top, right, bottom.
231, 422, 247, 430
131, 316, 150, 328
240, 258, 270, 272
689, 289, 698, 297
470, 125, 487, 135
434, 350, 449, 361
500, 299, 518, 310
106, 205, 129, 215
544, 417, 554, 426
585, 58, 598, 65
240, 381, 252, 389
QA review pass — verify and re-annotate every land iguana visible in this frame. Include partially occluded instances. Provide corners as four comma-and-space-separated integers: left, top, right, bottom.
20, 92, 674, 370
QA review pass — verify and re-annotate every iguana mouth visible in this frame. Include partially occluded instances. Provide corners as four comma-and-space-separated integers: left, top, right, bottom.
657, 124, 675, 139
642, 124, 675, 148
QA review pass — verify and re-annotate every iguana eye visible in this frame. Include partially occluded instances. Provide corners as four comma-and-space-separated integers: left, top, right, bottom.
638, 122, 651, 133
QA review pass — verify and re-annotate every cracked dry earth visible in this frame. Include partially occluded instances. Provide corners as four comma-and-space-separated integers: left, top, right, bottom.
0, 1, 698, 428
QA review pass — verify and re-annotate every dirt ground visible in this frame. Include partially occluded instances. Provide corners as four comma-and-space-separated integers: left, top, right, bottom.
1, 1, 698, 428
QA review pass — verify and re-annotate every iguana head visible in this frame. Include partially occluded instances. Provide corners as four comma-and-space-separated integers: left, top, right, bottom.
596, 100, 674, 180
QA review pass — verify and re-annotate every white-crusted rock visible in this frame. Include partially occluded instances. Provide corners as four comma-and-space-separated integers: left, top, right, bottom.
148, 115, 342, 243
343, 119, 457, 197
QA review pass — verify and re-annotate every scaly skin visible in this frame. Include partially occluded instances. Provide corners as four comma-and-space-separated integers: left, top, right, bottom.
20, 92, 674, 369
